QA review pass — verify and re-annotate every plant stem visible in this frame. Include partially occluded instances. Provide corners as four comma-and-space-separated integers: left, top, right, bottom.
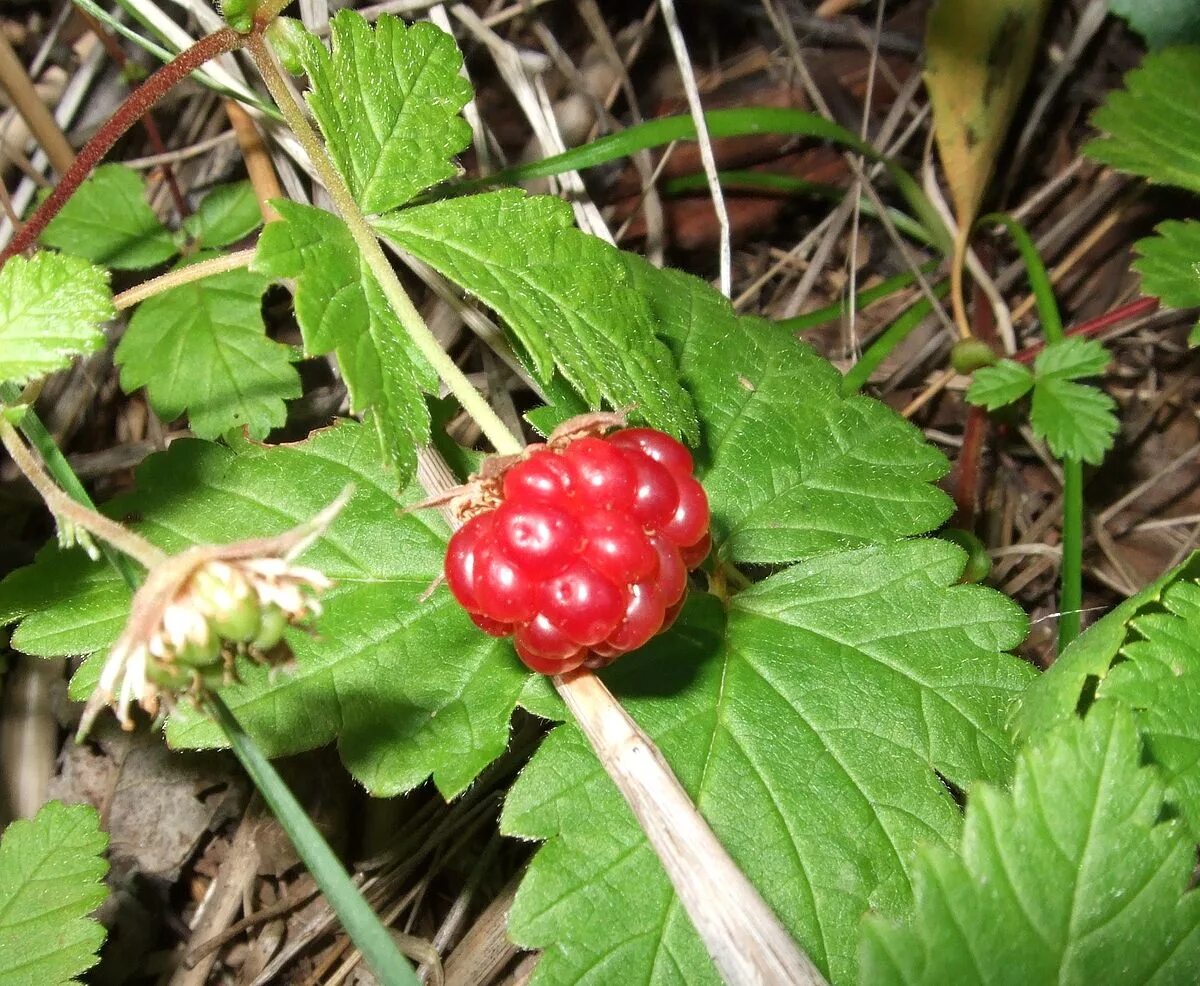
246, 35, 522, 457
205, 693, 420, 986
1059, 458, 1083, 649
113, 248, 257, 310
0, 27, 243, 265
0, 415, 165, 570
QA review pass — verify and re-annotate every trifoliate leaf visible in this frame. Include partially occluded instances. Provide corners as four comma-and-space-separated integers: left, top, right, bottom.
0, 800, 108, 986
375, 190, 696, 441
1033, 336, 1110, 379
1086, 47, 1200, 195
1030, 376, 1118, 464
503, 539, 1032, 986
296, 11, 472, 213
39, 163, 177, 269
114, 257, 299, 439
860, 702, 1200, 986
1110, 0, 1200, 50
1130, 221, 1200, 346
965, 360, 1034, 410
182, 181, 263, 249
0, 252, 113, 387
618, 257, 950, 564
0, 423, 531, 798
254, 199, 436, 482
1014, 554, 1200, 827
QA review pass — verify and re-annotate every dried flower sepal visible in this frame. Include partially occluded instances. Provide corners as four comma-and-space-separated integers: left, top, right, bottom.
81, 489, 350, 737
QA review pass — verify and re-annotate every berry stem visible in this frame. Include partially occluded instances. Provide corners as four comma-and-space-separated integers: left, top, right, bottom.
246, 34, 524, 458
113, 248, 257, 311
0, 415, 166, 570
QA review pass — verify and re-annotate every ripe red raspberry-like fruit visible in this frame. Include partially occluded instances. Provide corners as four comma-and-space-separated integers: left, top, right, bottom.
443, 417, 710, 675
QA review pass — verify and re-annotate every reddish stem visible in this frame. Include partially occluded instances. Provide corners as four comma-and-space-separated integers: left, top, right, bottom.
78, 10, 190, 220
0, 27, 242, 266
1013, 296, 1160, 364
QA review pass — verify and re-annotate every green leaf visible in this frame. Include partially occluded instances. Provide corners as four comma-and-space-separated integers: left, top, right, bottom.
374, 190, 697, 441
503, 539, 1033, 985
0, 252, 113, 387
296, 11, 472, 213
965, 360, 1034, 410
619, 257, 950, 565
1032, 336, 1110, 379
860, 702, 1200, 986
0, 801, 108, 986
1130, 220, 1200, 345
1030, 377, 1118, 464
114, 258, 299, 439
1110, 0, 1200, 49
39, 163, 177, 269
1086, 47, 1200, 195
0, 423, 532, 798
183, 181, 263, 249
254, 199, 436, 482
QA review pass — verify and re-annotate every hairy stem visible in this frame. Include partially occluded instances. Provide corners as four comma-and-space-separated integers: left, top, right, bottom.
114, 248, 257, 310
246, 35, 522, 457
0, 416, 166, 570
0, 27, 242, 265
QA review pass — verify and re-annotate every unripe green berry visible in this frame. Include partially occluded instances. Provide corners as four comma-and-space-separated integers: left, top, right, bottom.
951, 338, 999, 374
210, 594, 263, 643
252, 606, 289, 651
174, 631, 223, 669
220, 0, 255, 33
940, 528, 992, 584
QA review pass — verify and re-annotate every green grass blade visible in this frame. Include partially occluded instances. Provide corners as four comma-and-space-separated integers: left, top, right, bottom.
776, 262, 941, 334
840, 279, 951, 394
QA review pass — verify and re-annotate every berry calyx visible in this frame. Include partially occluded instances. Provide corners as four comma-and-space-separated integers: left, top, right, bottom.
441, 415, 711, 675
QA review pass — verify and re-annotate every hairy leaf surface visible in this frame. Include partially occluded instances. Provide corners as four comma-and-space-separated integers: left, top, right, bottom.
0, 424, 530, 798
39, 164, 176, 269
375, 190, 697, 441
115, 260, 299, 439
297, 11, 472, 213
0, 801, 108, 986
0, 252, 112, 387
861, 703, 1200, 985
503, 540, 1032, 985
254, 200, 436, 482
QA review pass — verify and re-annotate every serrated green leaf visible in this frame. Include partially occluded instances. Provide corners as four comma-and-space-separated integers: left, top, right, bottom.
860, 702, 1200, 985
183, 181, 263, 249
965, 360, 1034, 410
1086, 47, 1200, 194
297, 11, 472, 213
1110, 0, 1200, 49
1030, 376, 1118, 464
114, 258, 299, 439
0, 801, 108, 986
374, 190, 697, 442
254, 199, 436, 482
618, 257, 950, 564
503, 539, 1032, 986
1032, 336, 1110, 379
1131, 220, 1200, 345
0, 252, 113, 387
0, 424, 531, 798
39, 163, 177, 269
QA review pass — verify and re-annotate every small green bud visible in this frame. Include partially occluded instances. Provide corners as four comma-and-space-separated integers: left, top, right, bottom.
267, 17, 309, 75
175, 630, 223, 669
220, 0, 255, 34
950, 338, 999, 374
252, 606, 289, 651
940, 528, 992, 584
211, 594, 263, 643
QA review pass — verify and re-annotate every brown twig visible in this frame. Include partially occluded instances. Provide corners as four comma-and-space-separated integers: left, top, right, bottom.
0, 31, 74, 176
224, 99, 282, 223
1012, 296, 1160, 364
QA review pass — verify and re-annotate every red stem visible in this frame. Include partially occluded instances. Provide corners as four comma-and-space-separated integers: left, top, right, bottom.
1013, 296, 1160, 363
0, 27, 242, 267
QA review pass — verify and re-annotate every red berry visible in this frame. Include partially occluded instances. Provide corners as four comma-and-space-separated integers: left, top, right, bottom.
470, 612, 513, 637
578, 510, 658, 585
679, 531, 712, 569
503, 450, 573, 503
609, 427, 693, 476
538, 559, 626, 646
661, 597, 685, 632
604, 580, 666, 653
473, 543, 537, 623
493, 500, 581, 579
619, 448, 680, 532
561, 437, 638, 510
445, 513, 494, 613
648, 535, 687, 606
660, 475, 709, 547
515, 614, 586, 673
